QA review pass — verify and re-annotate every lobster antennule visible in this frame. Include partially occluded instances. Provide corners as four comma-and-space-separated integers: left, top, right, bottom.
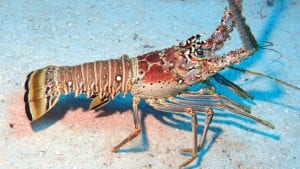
24, 67, 60, 121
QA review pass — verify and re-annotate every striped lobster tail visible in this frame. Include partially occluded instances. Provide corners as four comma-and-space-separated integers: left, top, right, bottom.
24, 55, 136, 121
24, 67, 60, 121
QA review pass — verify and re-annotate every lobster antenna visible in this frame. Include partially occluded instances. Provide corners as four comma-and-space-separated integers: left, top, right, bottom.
227, 1, 299, 90
229, 66, 300, 91
228, 0, 258, 52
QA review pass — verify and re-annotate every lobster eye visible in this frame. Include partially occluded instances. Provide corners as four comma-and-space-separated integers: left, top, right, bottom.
195, 48, 204, 58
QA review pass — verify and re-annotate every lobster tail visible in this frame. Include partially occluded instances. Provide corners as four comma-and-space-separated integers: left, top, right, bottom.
24, 67, 60, 121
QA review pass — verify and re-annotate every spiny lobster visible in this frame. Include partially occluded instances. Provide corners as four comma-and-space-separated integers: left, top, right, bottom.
24, 0, 275, 168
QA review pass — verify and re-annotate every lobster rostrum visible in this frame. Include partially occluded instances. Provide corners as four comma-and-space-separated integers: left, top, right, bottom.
24, 0, 275, 168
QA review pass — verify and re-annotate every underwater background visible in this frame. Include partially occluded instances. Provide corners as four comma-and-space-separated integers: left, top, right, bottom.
0, 0, 299, 168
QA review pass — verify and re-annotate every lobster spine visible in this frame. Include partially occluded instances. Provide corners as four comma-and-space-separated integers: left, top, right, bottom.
25, 55, 136, 121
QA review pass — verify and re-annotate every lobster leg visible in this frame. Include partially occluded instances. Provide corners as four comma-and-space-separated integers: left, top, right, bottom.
147, 88, 273, 167
112, 96, 142, 152
179, 89, 251, 115
180, 107, 214, 168
149, 89, 250, 116
148, 89, 273, 128
213, 73, 253, 99
179, 108, 198, 168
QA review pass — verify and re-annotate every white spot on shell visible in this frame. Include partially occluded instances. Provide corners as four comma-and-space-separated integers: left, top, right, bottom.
67, 80, 72, 86
116, 75, 122, 81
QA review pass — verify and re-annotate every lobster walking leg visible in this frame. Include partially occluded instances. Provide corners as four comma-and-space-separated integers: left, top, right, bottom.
153, 88, 274, 128
213, 73, 253, 99
179, 108, 198, 168
180, 108, 214, 168
148, 88, 250, 116
112, 96, 142, 152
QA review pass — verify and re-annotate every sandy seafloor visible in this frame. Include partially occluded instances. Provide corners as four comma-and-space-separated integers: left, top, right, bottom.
0, 0, 300, 169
